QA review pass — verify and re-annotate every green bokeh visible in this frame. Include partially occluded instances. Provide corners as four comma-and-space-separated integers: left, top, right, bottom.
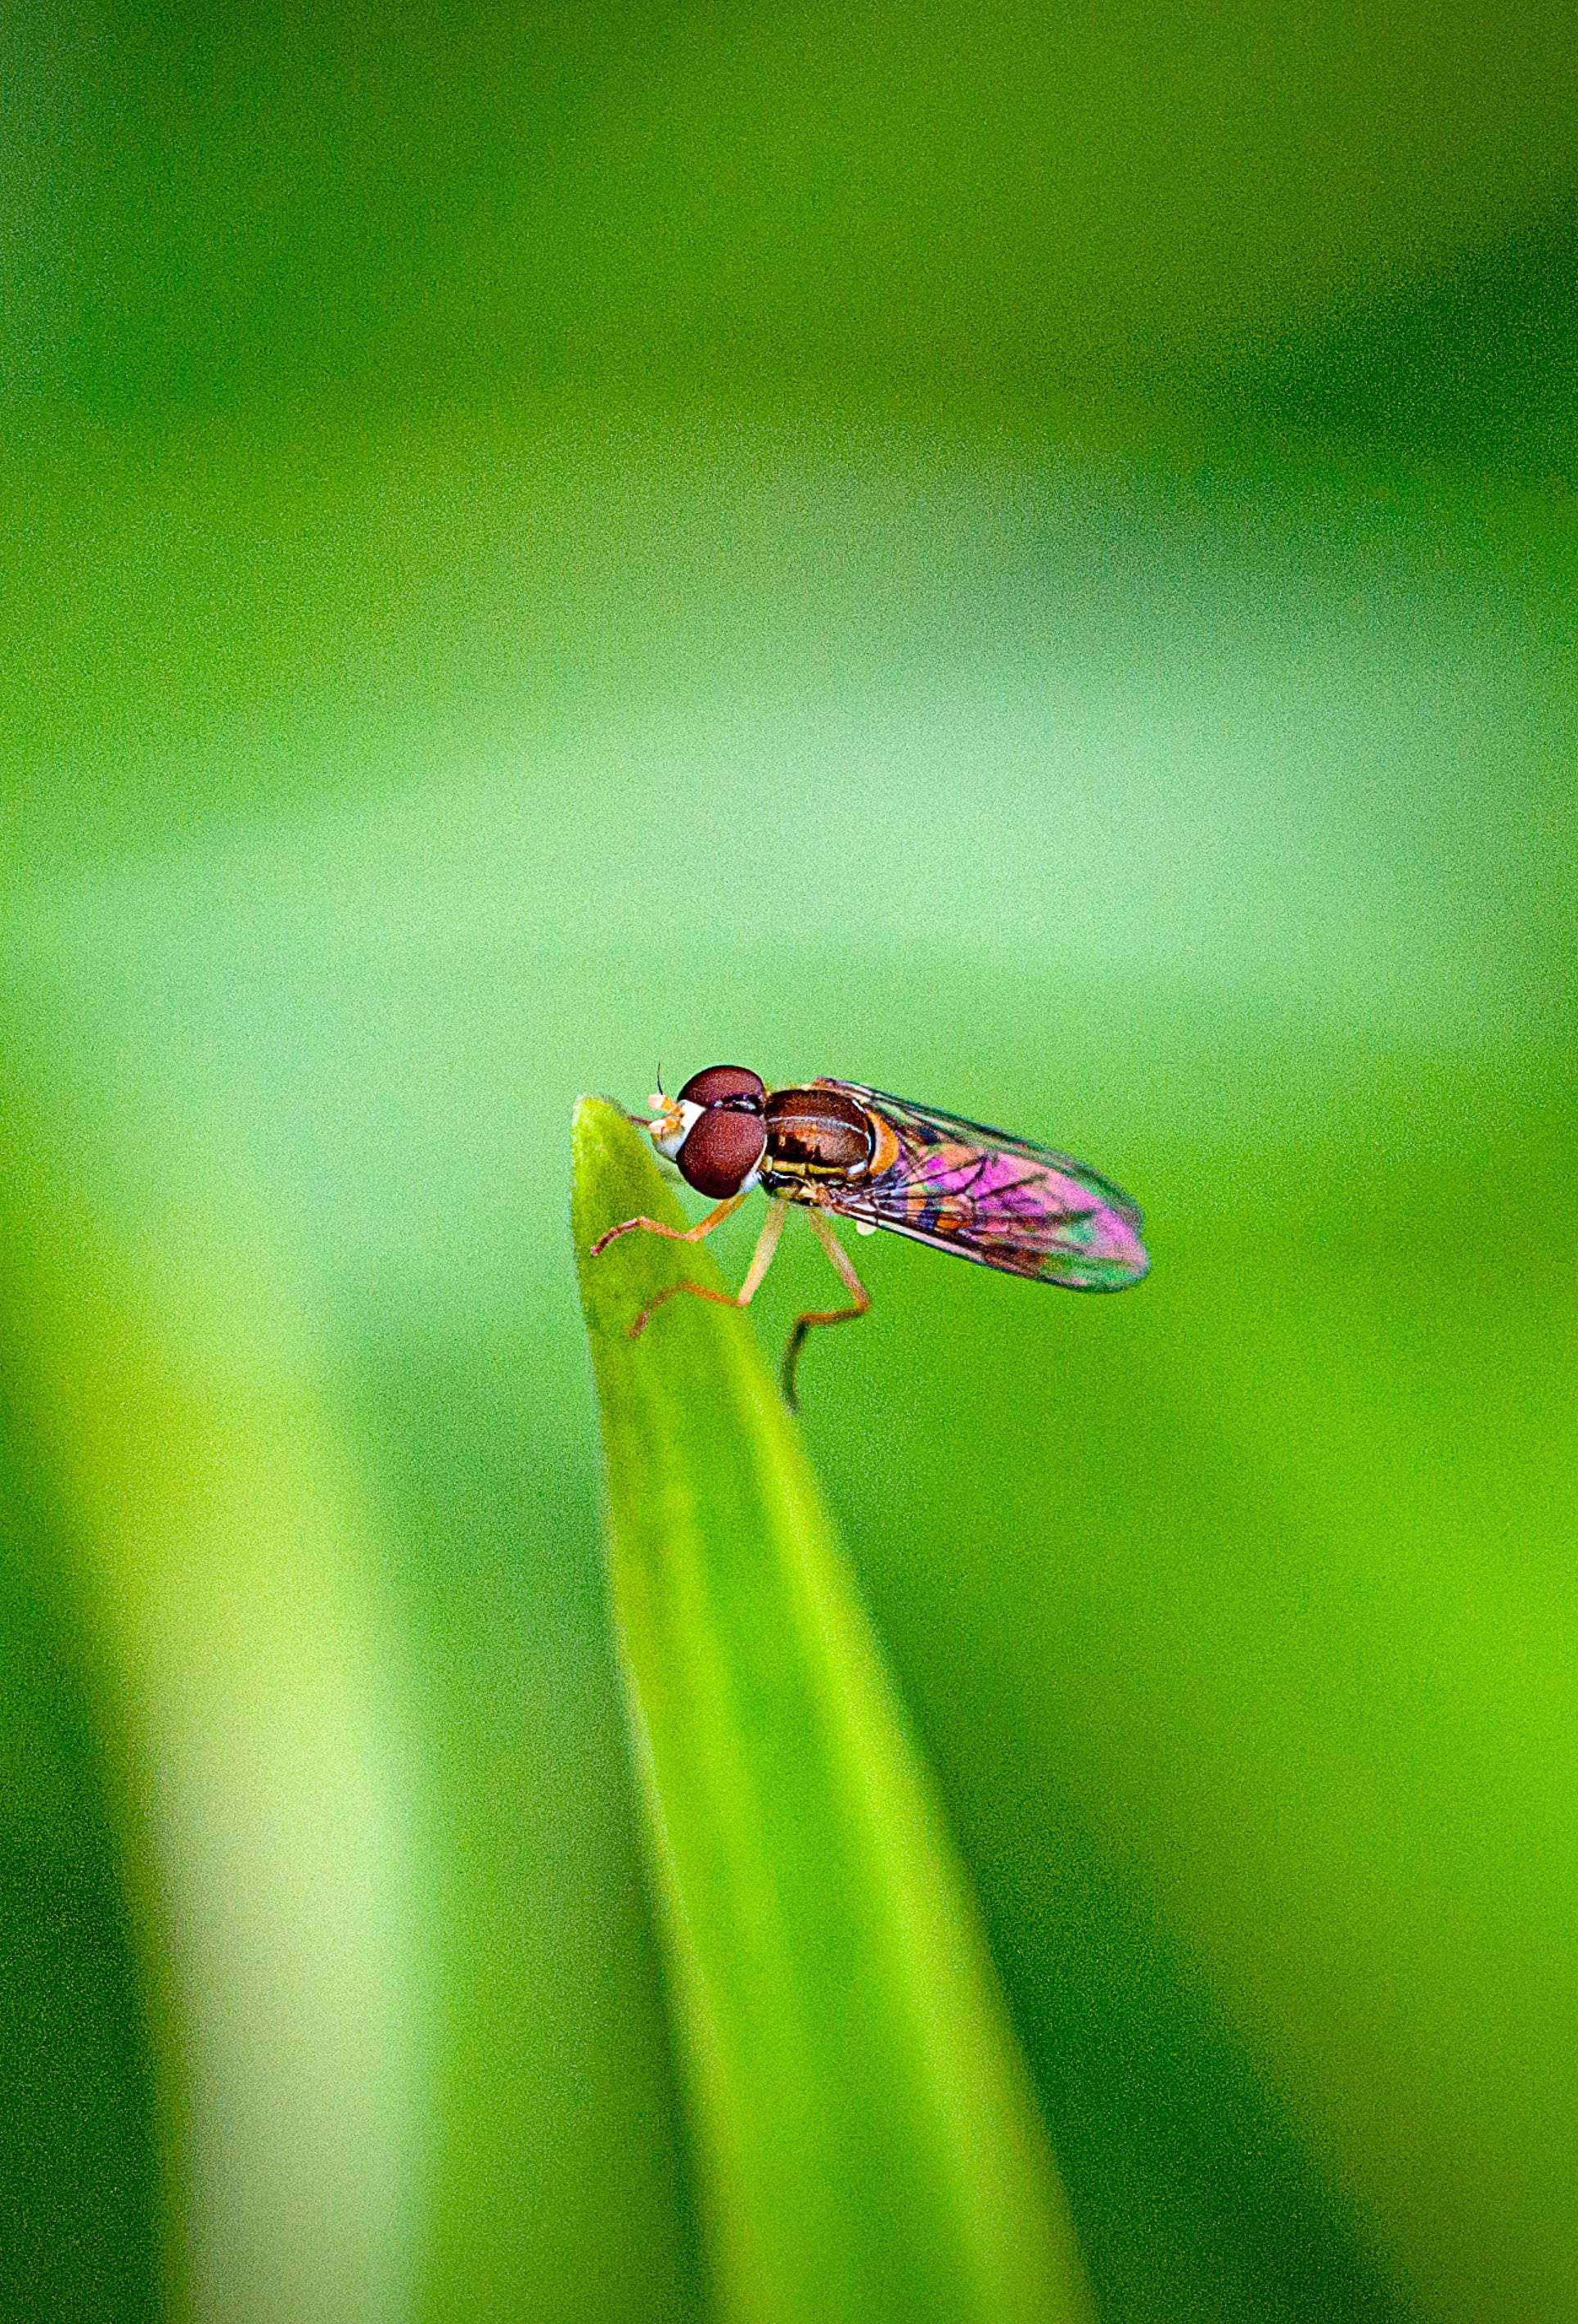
2, 7, 1575, 2322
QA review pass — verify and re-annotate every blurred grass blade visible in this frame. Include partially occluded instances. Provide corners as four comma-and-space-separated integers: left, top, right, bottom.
572, 1097, 1094, 2324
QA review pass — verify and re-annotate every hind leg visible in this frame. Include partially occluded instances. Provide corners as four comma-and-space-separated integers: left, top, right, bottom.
780, 1208, 871, 1410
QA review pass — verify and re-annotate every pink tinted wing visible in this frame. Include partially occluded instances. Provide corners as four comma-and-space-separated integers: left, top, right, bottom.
810, 1081, 1148, 1290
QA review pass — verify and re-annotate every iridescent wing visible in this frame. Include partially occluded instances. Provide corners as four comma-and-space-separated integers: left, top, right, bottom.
809, 1080, 1148, 1290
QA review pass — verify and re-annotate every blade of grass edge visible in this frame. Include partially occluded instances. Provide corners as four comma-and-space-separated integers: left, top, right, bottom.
572, 1097, 1096, 2324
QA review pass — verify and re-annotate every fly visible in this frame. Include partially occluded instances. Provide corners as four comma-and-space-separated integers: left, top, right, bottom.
590, 1065, 1149, 1409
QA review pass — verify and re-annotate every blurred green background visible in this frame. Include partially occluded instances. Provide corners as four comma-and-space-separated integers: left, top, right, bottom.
2, 4, 1576, 2319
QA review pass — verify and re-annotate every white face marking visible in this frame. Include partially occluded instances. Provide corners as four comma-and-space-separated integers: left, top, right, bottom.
650, 1098, 702, 1160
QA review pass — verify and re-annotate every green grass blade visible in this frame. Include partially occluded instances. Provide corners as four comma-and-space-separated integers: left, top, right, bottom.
571, 1097, 1096, 2324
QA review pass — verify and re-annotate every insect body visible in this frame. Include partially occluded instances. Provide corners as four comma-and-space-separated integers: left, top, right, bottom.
590, 1065, 1148, 1408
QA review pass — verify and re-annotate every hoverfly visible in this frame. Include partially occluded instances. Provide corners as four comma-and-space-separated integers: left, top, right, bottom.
591, 1066, 1148, 1408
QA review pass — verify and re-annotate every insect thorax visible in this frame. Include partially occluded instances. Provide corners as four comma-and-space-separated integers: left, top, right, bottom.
762, 1085, 874, 1185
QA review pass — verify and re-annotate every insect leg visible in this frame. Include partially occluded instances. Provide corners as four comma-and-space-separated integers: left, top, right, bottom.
627, 1197, 788, 1340
589, 1189, 748, 1260
780, 1207, 871, 1412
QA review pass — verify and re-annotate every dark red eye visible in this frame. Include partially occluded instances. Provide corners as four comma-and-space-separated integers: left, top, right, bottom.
678, 1064, 766, 1110
677, 1107, 767, 1197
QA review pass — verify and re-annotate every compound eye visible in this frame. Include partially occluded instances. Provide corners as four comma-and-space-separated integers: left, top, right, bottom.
677, 1064, 766, 1110
677, 1106, 767, 1198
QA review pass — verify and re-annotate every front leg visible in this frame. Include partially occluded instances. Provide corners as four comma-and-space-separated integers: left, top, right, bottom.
610, 1198, 790, 1342
589, 1190, 748, 1259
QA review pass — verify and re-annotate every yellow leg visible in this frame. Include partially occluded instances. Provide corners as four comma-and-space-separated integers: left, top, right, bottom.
627, 1198, 789, 1340
588, 1190, 747, 1260
781, 1207, 871, 1411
